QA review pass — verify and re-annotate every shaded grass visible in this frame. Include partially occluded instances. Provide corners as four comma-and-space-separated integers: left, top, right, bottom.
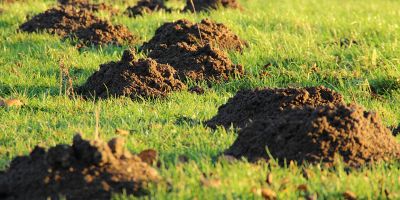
1, 0, 400, 199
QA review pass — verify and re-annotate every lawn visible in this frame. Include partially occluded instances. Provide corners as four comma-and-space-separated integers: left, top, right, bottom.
1, 0, 400, 199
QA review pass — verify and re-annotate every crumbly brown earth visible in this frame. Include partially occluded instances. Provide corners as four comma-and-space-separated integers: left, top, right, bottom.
125, 0, 171, 17
183, 0, 240, 12
77, 49, 186, 99
206, 86, 344, 129
58, 0, 117, 14
19, 6, 96, 37
19, 6, 136, 47
225, 103, 400, 167
74, 21, 136, 48
141, 19, 247, 52
148, 42, 244, 81
0, 134, 160, 200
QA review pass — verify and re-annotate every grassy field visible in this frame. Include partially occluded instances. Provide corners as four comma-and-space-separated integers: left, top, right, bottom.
1, 0, 400, 199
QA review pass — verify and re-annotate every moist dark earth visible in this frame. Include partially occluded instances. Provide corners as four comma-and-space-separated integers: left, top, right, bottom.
125, 0, 171, 17
183, 0, 240, 12
0, 134, 160, 200
78, 49, 186, 99
19, 6, 136, 47
206, 86, 344, 129
148, 42, 244, 81
225, 103, 400, 167
58, 0, 117, 14
141, 19, 246, 81
141, 19, 247, 52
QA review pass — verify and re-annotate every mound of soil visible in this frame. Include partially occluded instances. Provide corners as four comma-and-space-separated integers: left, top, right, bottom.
78, 49, 186, 99
141, 19, 247, 52
148, 42, 244, 81
58, 0, 117, 14
74, 21, 136, 48
125, 0, 171, 17
19, 6, 96, 37
206, 86, 344, 129
225, 103, 400, 167
19, 6, 135, 47
183, 0, 240, 12
0, 134, 160, 200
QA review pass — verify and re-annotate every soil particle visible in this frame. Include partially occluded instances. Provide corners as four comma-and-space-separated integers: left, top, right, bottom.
141, 19, 247, 52
19, 6, 136, 47
183, 0, 240, 12
189, 86, 205, 94
125, 0, 171, 17
206, 86, 344, 129
225, 103, 400, 167
391, 125, 400, 137
148, 42, 244, 81
0, 134, 160, 200
77, 49, 186, 99
138, 149, 158, 165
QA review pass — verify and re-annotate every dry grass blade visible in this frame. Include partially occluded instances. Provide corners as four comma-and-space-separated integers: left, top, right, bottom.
59, 58, 75, 98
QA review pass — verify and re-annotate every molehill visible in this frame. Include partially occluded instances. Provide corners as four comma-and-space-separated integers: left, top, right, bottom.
206, 86, 344, 129
77, 49, 186, 99
19, 6, 136, 47
0, 134, 160, 200
225, 103, 400, 167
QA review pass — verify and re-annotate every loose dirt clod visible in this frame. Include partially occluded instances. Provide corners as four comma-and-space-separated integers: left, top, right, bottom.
183, 0, 240, 12
0, 134, 160, 200
77, 49, 186, 99
225, 103, 400, 167
125, 0, 171, 17
206, 86, 344, 129
19, 6, 136, 47
189, 86, 205, 94
141, 19, 247, 52
148, 42, 244, 81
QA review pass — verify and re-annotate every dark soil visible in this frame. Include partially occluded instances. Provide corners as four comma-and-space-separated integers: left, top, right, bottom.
77, 49, 186, 99
392, 125, 400, 137
141, 19, 247, 52
225, 103, 400, 167
189, 86, 205, 94
19, 6, 96, 37
148, 42, 244, 81
58, 0, 117, 14
206, 86, 344, 129
183, 0, 240, 12
0, 134, 160, 200
19, 6, 136, 47
74, 21, 136, 48
125, 0, 171, 17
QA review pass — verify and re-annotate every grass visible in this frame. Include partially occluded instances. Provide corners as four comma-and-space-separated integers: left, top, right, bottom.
1, 0, 400, 199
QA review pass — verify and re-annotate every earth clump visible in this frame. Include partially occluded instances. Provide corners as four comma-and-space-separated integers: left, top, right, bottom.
224, 103, 400, 167
125, 0, 171, 17
183, 0, 240, 12
19, 6, 136, 47
78, 49, 186, 99
206, 86, 344, 129
141, 19, 247, 53
0, 134, 160, 200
